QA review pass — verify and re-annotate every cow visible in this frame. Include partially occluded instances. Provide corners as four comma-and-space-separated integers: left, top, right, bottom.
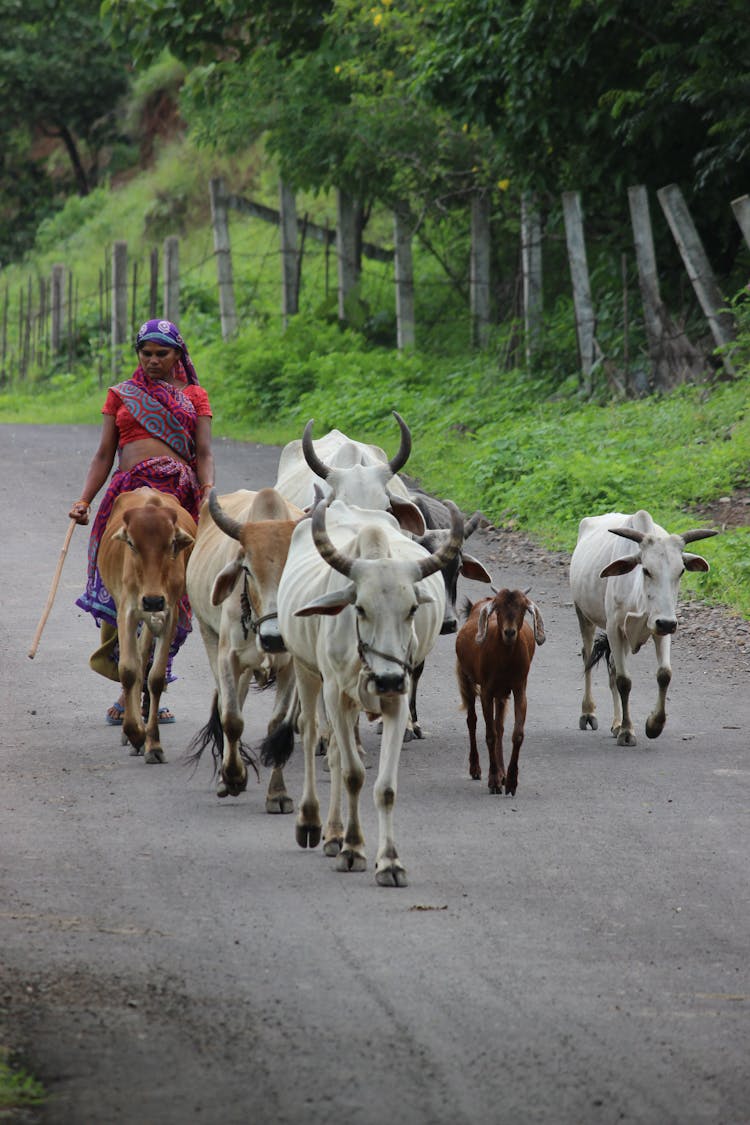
456, 588, 545, 795
185, 488, 304, 810
269, 496, 464, 886
276, 418, 491, 744
96, 488, 196, 763
273, 412, 426, 534
569, 509, 717, 745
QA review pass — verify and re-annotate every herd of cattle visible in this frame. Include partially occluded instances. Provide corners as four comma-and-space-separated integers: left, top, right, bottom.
98, 412, 717, 886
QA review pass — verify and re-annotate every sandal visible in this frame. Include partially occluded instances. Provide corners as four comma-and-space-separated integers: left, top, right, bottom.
105, 700, 125, 726
141, 694, 175, 724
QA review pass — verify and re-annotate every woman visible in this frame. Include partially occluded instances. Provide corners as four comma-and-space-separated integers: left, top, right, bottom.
69, 319, 215, 724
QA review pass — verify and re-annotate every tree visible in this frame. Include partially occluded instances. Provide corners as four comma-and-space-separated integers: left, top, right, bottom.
0, 0, 131, 197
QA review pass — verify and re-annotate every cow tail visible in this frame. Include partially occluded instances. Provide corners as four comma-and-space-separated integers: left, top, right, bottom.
259, 681, 299, 769
259, 721, 295, 769
185, 691, 224, 772
585, 632, 612, 672
184, 692, 259, 779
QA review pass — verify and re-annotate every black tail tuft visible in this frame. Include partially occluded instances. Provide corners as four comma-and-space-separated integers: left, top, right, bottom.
259, 720, 296, 769
460, 595, 474, 623
184, 692, 223, 772
585, 632, 612, 672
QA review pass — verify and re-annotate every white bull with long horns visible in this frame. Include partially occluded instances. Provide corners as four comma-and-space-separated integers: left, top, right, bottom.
270, 496, 464, 886
569, 509, 717, 745
273, 411, 427, 535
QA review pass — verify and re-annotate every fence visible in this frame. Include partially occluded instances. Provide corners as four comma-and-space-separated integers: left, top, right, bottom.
2, 179, 748, 393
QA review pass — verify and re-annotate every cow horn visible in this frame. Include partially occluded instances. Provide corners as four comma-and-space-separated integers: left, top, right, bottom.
208, 489, 242, 541
311, 499, 354, 577
609, 526, 645, 544
463, 510, 482, 539
388, 411, 412, 474
417, 500, 464, 579
680, 528, 718, 545
301, 420, 331, 481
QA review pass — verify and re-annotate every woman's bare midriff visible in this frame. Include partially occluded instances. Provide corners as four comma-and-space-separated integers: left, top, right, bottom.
118, 437, 188, 473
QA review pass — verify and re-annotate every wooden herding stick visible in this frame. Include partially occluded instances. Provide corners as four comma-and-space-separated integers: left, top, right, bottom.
28, 520, 77, 659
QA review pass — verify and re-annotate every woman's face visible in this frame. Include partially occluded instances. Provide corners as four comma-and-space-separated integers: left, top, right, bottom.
138, 342, 179, 380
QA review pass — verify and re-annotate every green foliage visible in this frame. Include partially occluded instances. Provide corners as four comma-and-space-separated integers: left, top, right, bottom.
0, 1050, 45, 1109
34, 189, 112, 252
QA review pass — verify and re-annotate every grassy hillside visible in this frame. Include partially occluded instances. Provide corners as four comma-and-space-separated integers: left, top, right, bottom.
2, 137, 748, 618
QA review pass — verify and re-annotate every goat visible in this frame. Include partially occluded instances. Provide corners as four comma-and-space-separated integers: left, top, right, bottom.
455, 589, 545, 795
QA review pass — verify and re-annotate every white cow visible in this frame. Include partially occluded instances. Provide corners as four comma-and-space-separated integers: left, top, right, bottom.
185, 488, 304, 810
569, 509, 717, 745
271, 497, 464, 886
273, 411, 426, 534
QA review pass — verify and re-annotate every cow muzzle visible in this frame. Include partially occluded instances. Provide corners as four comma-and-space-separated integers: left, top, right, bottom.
440, 616, 458, 636
259, 629, 286, 654
654, 618, 677, 636
142, 595, 166, 613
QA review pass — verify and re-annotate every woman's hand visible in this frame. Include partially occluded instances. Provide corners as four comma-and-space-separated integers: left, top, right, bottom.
69, 500, 91, 525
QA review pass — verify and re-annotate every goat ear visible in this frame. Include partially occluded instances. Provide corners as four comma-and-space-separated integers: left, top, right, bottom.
527, 601, 546, 645
476, 603, 490, 643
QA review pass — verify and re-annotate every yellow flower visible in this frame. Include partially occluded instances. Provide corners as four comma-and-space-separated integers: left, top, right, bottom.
462, 123, 469, 133
373, 12, 382, 25
498, 178, 510, 192
334, 64, 342, 74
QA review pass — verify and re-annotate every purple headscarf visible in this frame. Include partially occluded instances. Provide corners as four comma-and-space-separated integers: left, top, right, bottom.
135, 319, 200, 385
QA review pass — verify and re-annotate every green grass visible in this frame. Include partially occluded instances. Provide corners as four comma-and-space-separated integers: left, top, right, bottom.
0, 1049, 45, 1111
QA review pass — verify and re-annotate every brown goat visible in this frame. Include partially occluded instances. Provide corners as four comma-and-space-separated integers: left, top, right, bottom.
455, 589, 545, 795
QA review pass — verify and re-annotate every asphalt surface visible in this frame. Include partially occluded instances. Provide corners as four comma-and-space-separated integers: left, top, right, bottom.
1, 423, 748, 1125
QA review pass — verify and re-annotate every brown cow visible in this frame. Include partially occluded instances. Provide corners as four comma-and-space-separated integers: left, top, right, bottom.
97, 488, 196, 763
455, 589, 545, 796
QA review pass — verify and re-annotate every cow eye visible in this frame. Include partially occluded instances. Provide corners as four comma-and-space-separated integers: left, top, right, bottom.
408, 604, 418, 618
642, 567, 651, 578
355, 605, 365, 618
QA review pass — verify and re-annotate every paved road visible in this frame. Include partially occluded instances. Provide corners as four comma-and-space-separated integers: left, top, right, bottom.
1, 424, 748, 1125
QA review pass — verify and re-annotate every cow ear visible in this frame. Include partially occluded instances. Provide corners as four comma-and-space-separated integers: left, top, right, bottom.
173, 527, 195, 555
600, 554, 640, 578
387, 494, 427, 536
112, 525, 129, 544
683, 552, 710, 573
294, 584, 357, 616
460, 553, 493, 584
210, 558, 244, 606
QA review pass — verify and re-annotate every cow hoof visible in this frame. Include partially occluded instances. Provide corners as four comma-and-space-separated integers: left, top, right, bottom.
645, 717, 665, 739
579, 714, 598, 730
375, 865, 408, 887
336, 848, 366, 873
265, 795, 293, 814
296, 823, 321, 849
616, 730, 637, 747
488, 783, 502, 795
323, 837, 342, 857
145, 748, 165, 764
219, 773, 247, 797
315, 737, 328, 757
129, 744, 143, 756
